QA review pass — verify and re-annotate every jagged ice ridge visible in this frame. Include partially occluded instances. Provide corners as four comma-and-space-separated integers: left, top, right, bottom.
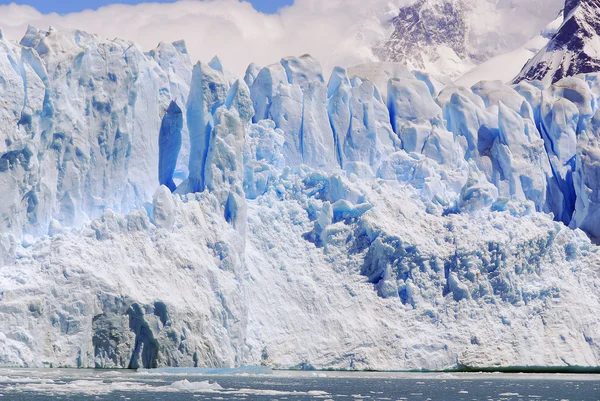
0, 25, 598, 370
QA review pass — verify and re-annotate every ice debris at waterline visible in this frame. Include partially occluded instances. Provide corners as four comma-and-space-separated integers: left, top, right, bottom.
0, 27, 599, 371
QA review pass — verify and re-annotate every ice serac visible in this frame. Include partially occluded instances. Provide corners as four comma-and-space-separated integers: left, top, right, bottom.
267, 55, 336, 169
539, 94, 579, 224
243, 120, 285, 199
347, 62, 413, 101
572, 117, 600, 240
179, 59, 253, 232
300, 80, 337, 169
491, 102, 550, 208
243, 63, 261, 88
270, 82, 303, 166
280, 54, 325, 86
326, 67, 351, 168
339, 79, 398, 174
439, 87, 498, 166
0, 27, 170, 240
159, 101, 183, 192
249, 63, 287, 122
387, 77, 443, 130
205, 79, 254, 233
184, 62, 229, 194
149, 40, 193, 181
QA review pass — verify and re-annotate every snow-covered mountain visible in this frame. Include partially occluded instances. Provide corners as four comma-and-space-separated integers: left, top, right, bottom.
457, 14, 564, 87
1, 3, 600, 370
514, 0, 600, 84
376, 0, 564, 81
375, 0, 472, 80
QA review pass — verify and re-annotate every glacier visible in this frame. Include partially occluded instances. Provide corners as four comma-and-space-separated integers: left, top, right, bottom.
0, 24, 599, 371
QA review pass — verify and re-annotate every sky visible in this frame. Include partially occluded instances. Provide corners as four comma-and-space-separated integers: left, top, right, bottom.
0, 0, 294, 14
0, 0, 563, 76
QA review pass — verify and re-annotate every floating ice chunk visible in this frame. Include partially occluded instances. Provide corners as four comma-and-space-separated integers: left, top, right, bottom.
171, 379, 223, 391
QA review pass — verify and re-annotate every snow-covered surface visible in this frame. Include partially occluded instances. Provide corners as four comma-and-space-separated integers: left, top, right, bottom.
457, 15, 564, 87
514, 0, 600, 85
0, 24, 599, 371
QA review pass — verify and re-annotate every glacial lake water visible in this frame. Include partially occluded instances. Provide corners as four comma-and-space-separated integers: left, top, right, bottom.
0, 368, 599, 401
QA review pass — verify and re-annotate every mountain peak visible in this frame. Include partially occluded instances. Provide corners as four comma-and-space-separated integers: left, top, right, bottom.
374, 0, 471, 80
564, 0, 580, 17
514, 0, 600, 84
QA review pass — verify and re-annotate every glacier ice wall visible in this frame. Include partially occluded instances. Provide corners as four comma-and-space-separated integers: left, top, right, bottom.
0, 27, 600, 370
0, 27, 172, 240
148, 40, 193, 181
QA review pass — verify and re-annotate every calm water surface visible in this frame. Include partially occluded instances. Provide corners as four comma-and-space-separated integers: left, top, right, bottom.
0, 368, 598, 401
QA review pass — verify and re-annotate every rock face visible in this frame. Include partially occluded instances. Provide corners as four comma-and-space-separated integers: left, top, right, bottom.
376, 0, 472, 80
376, 0, 564, 80
515, 0, 600, 84
0, 26, 600, 370
379, 0, 468, 63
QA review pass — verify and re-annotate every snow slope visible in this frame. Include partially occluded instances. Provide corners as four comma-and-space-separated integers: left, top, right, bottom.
515, 0, 600, 84
457, 15, 564, 87
0, 25, 599, 370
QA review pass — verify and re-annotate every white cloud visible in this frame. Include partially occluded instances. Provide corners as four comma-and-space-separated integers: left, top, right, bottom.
0, 0, 563, 76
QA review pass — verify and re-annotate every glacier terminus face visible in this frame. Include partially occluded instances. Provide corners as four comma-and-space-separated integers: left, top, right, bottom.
0, 19, 599, 371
